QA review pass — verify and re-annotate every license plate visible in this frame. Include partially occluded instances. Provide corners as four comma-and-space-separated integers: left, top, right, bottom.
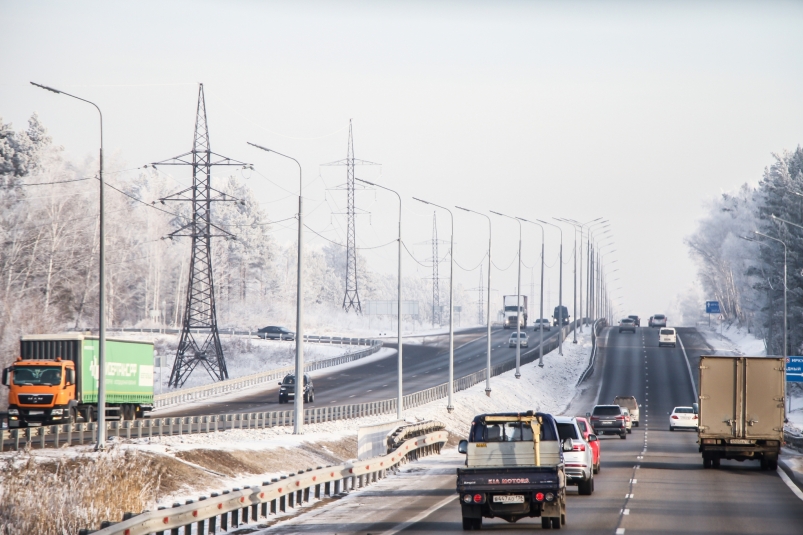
730, 439, 753, 445
493, 495, 525, 504
602, 420, 614, 424
27, 411, 44, 415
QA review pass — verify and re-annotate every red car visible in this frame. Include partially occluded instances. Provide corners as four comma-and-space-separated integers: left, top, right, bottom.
576, 416, 601, 474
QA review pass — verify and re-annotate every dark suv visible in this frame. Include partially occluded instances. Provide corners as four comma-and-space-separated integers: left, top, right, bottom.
258, 326, 295, 340
278, 373, 314, 404
589, 405, 627, 439
627, 315, 640, 327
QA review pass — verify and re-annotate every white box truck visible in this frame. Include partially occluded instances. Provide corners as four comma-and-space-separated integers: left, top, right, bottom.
698, 356, 785, 470
503, 295, 528, 329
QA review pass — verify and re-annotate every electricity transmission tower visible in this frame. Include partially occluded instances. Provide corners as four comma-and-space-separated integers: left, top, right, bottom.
419, 212, 449, 327
154, 83, 248, 388
322, 120, 379, 313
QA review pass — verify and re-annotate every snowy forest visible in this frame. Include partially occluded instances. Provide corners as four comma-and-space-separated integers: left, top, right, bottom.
686, 146, 803, 355
0, 114, 474, 373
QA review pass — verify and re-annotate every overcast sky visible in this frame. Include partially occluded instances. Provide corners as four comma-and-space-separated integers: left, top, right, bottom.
2, 0, 802, 321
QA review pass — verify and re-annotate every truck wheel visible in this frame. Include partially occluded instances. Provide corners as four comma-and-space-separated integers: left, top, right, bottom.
551, 516, 562, 529
703, 458, 711, 469
634, 421, 639, 427
620, 433, 627, 439
712, 457, 721, 468
760, 458, 768, 470
627, 428, 632, 434
541, 517, 552, 529
769, 458, 778, 470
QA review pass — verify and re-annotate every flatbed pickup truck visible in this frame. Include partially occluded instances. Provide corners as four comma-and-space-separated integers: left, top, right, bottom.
457, 411, 568, 530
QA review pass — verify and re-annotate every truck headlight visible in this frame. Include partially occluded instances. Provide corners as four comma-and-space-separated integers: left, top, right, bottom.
8, 409, 19, 415
51, 409, 63, 415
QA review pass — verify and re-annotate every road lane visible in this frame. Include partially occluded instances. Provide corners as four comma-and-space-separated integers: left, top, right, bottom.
252, 326, 803, 534
159, 325, 564, 417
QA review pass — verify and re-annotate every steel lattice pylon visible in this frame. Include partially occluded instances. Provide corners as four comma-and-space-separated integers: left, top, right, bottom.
154, 84, 248, 388
322, 120, 379, 314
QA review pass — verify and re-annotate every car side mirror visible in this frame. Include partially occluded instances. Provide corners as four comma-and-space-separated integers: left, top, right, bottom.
587, 434, 598, 442
1, 367, 10, 387
585, 412, 591, 419
278, 382, 282, 386
562, 438, 574, 452
458, 440, 468, 454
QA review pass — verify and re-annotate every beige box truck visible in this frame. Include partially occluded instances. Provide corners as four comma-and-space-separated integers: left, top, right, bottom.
698, 356, 785, 470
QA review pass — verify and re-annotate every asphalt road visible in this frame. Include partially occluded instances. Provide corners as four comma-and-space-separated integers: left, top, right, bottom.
159, 325, 565, 417
261, 326, 803, 534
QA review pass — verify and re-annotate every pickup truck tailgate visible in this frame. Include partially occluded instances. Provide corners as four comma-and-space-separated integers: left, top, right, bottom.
457, 467, 561, 492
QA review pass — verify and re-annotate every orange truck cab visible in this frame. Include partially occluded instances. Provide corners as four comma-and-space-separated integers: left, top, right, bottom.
3, 357, 77, 426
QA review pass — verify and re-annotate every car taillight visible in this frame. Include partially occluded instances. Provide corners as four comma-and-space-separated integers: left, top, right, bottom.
615, 416, 624, 420
473, 494, 483, 503
671, 415, 679, 419
535, 492, 545, 501
693, 415, 698, 419
572, 443, 586, 452
590, 416, 599, 421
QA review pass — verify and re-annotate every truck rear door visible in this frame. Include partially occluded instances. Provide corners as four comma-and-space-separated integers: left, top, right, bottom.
743, 358, 784, 438
700, 357, 738, 436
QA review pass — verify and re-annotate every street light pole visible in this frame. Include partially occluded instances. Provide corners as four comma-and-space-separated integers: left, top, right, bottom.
491, 211, 523, 378
754, 231, 787, 359
557, 218, 604, 335
456, 206, 493, 396
358, 179, 404, 417
414, 198, 455, 412
518, 218, 546, 367
248, 143, 305, 433
32, 82, 108, 450
538, 220, 564, 355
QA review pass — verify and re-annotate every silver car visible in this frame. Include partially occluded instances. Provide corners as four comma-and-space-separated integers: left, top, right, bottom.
533, 319, 552, 331
508, 332, 529, 348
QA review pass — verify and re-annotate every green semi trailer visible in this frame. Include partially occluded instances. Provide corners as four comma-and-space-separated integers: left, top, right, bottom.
3, 333, 154, 427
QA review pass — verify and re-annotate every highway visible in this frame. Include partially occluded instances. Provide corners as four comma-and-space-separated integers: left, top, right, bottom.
159, 325, 566, 417
256, 326, 803, 534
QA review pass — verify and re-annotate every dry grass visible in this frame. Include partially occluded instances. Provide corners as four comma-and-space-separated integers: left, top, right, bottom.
0, 447, 163, 535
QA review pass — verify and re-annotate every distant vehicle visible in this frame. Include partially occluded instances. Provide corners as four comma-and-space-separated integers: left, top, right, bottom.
533, 318, 552, 331
698, 356, 784, 470
669, 406, 698, 431
618, 318, 636, 333
258, 326, 295, 340
627, 315, 640, 327
589, 405, 627, 439
575, 416, 601, 474
456, 411, 568, 529
503, 295, 529, 329
622, 408, 633, 434
552, 305, 570, 327
649, 314, 667, 328
658, 328, 677, 347
278, 373, 314, 404
555, 416, 595, 495
613, 396, 640, 427
508, 332, 529, 348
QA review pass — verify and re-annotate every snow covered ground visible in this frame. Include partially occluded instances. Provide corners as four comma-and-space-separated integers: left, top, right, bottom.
695, 323, 766, 357
107, 330, 367, 392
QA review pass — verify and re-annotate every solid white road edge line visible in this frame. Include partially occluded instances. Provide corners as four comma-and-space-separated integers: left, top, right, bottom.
677, 334, 699, 400
378, 494, 456, 535
777, 467, 803, 502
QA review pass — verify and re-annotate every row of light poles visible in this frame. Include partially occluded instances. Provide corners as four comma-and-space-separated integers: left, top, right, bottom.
31, 81, 619, 439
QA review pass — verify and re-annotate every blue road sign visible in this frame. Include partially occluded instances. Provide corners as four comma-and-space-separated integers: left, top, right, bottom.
786, 357, 803, 383
705, 301, 721, 314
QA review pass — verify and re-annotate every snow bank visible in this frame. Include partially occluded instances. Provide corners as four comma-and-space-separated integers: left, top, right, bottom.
696, 324, 766, 357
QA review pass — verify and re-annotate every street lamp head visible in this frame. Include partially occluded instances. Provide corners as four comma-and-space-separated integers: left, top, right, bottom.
413, 197, 430, 206
246, 141, 272, 153
489, 210, 504, 217
455, 206, 471, 212
30, 81, 61, 94
355, 177, 377, 187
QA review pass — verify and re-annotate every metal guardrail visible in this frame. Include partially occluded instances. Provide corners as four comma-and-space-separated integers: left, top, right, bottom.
1, 322, 579, 451
576, 319, 607, 385
153, 337, 382, 409
78, 424, 448, 535
784, 429, 803, 452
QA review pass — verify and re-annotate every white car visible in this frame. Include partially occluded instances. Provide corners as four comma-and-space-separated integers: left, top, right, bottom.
658, 327, 677, 348
622, 408, 633, 434
508, 332, 529, 348
533, 319, 552, 331
670, 406, 698, 431
555, 416, 595, 495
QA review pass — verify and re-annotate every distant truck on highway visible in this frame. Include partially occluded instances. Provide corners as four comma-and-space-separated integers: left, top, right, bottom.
2, 334, 154, 427
503, 295, 528, 329
456, 411, 568, 530
698, 355, 785, 470
552, 305, 570, 327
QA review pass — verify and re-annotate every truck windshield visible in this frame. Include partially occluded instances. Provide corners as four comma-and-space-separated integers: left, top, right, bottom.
504, 306, 523, 312
13, 366, 62, 386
